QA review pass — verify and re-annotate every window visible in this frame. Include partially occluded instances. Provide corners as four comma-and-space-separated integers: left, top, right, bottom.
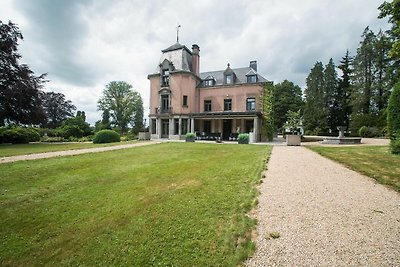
161, 95, 169, 112
151, 119, 156, 134
247, 75, 257, 83
182, 95, 188, 107
181, 119, 188, 135
246, 98, 256, 111
204, 100, 212, 112
226, 75, 232, 84
161, 69, 169, 86
224, 99, 232, 111
204, 121, 211, 133
204, 80, 214, 87
174, 119, 179, 135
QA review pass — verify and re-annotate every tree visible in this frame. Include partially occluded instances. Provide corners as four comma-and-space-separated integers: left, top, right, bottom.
261, 82, 274, 141
95, 109, 111, 132
379, 0, 400, 59
58, 114, 91, 139
337, 50, 353, 128
97, 81, 143, 133
132, 95, 144, 134
0, 20, 47, 126
273, 80, 303, 132
387, 82, 400, 154
387, 81, 400, 138
303, 62, 327, 134
76, 110, 86, 122
41, 91, 76, 128
324, 58, 339, 130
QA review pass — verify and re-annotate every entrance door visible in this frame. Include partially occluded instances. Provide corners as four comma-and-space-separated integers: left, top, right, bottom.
222, 119, 232, 140
161, 119, 169, 138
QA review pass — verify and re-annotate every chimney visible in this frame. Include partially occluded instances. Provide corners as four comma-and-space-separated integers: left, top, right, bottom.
192, 44, 200, 76
250, 60, 257, 72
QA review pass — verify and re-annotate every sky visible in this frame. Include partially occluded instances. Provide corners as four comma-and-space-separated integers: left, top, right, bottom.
0, 0, 390, 125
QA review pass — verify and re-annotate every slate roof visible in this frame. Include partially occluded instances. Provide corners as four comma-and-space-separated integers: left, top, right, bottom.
199, 67, 268, 87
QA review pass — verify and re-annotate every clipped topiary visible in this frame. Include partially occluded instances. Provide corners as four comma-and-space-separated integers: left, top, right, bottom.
93, 130, 120, 144
387, 82, 400, 154
238, 133, 250, 144
387, 82, 400, 139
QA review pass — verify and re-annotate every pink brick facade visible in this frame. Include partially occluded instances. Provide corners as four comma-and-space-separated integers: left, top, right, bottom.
148, 43, 270, 142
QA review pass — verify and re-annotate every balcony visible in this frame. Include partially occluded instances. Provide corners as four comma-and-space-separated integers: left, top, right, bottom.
155, 107, 173, 114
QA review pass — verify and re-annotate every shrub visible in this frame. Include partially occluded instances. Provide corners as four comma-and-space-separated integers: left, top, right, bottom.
387, 81, 400, 139
41, 136, 67, 142
358, 126, 380, 138
185, 132, 196, 139
238, 133, 250, 144
93, 130, 120, 144
0, 127, 6, 143
390, 133, 400, 154
2, 127, 41, 144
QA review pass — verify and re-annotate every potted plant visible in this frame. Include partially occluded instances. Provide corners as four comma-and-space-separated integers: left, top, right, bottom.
285, 110, 301, 146
238, 133, 249, 144
185, 132, 196, 142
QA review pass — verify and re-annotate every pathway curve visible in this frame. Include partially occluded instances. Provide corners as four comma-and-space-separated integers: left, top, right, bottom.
0, 141, 160, 164
246, 146, 400, 266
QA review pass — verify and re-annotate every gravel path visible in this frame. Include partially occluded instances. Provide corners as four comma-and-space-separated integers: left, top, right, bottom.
246, 146, 400, 266
0, 141, 159, 164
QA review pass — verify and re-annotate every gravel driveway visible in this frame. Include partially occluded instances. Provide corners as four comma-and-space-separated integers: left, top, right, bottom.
246, 146, 400, 266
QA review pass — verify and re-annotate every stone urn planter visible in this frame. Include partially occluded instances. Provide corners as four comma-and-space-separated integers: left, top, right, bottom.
238, 133, 250, 144
286, 134, 301, 146
185, 132, 196, 142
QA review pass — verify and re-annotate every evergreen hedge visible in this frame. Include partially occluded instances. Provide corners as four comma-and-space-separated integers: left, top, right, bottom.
387, 82, 400, 154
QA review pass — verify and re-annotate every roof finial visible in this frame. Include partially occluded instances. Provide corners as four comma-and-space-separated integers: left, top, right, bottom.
176, 24, 181, 43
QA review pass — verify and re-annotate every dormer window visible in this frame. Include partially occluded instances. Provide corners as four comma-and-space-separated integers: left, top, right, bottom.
226, 75, 232, 84
161, 69, 169, 86
247, 75, 257, 83
204, 79, 214, 87
223, 63, 235, 85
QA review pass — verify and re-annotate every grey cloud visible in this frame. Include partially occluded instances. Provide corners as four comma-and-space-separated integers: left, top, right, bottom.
14, 0, 98, 86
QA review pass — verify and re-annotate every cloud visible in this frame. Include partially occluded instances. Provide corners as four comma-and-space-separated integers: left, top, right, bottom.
0, 0, 390, 124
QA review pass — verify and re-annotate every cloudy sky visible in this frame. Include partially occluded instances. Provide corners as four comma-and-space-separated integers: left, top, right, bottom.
0, 0, 389, 124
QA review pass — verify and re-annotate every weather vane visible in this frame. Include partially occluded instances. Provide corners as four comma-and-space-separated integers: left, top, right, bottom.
176, 24, 181, 43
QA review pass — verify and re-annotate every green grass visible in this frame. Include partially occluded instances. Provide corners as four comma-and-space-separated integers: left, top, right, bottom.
307, 145, 400, 192
0, 143, 271, 266
0, 140, 138, 157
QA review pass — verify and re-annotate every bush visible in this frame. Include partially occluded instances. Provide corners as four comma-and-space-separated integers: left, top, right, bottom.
185, 132, 196, 139
41, 136, 67, 142
2, 127, 41, 144
358, 126, 380, 138
0, 127, 6, 143
390, 135, 400, 154
387, 81, 400, 139
238, 133, 250, 144
93, 130, 120, 144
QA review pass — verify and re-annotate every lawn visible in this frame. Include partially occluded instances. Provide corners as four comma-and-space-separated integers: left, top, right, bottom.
0, 140, 138, 157
0, 143, 270, 266
307, 145, 400, 192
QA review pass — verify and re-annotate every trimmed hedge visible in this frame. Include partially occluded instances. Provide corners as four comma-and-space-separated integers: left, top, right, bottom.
358, 126, 380, 138
93, 130, 120, 144
1, 127, 41, 144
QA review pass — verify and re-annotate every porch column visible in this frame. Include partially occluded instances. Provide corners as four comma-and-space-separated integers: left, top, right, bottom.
190, 118, 195, 133
169, 118, 174, 137
253, 117, 259, 142
241, 119, 245, 133
156, 118, 161, 137
149, 118, 153, 134
178, 117, 182, 136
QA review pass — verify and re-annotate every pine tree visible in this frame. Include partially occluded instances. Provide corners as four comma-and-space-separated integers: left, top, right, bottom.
304, 62, 327, 134
324, 58, 339, 130
337, 50, 353, 128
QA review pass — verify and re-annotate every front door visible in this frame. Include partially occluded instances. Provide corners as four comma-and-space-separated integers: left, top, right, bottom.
222, 119, 232, 140
161, 119, 169, 138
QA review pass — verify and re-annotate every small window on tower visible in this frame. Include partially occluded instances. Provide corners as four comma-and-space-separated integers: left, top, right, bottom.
183, 95, 188, 107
